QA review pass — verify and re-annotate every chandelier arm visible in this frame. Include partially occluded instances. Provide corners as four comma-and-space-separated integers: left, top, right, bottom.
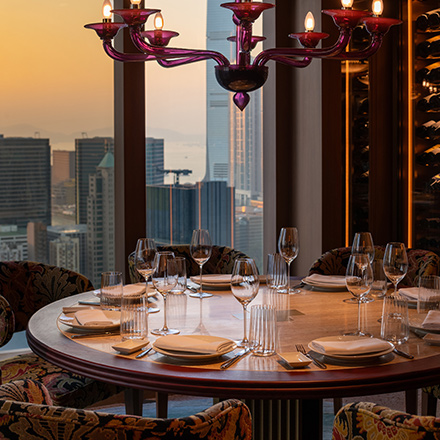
254, 28, 352, 67
266, 56, 313, 68
129, 26, 230, 66
156, 56, 217, 68
103, 41, 157, 62
325, 33, 384, 60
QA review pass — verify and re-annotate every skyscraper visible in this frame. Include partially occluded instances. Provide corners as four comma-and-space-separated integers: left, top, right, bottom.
52, 150, 75, 186
146, 137, 165, 185
0, 135, 51, 228
86, 152, 115, 286
49, 235, 80, 273
75, 137, 113, 224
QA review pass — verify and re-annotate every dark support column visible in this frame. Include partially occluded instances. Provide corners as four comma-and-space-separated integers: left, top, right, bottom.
114, 0, 146, 281
299, 399, 323, 440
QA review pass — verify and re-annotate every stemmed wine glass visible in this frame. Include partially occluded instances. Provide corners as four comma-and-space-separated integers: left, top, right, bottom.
383, 242, 408, 296
344, 232, 375, 304
278, 227, 299, 294
151, 252, 179, 336
345, 254, 373, 336
190, 229, 213, 299
134, 238, 159, 313
231, 258, 260, 347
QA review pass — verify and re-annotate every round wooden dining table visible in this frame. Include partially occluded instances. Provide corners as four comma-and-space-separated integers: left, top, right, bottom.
27, 284, 440, 440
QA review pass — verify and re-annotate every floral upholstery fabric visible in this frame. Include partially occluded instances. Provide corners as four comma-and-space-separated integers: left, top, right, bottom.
0, 295, 14, 348
309, 246, 440, 288
0, 380, 253, 440
128, 245, 250, 283
332, 401, 440, 439
0, 261, 121, 409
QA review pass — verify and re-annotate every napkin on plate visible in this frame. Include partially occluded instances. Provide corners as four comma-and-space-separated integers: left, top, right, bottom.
398, 287, 419, 300
306, 274, 346, 285
190, 274, 232, 284
154, 335, 235, 354
74, 309, 118, 326
311, 337, 391, 355
422, 310, 440, 330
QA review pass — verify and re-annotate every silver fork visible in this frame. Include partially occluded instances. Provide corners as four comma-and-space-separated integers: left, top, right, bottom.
296, 344, 327, 369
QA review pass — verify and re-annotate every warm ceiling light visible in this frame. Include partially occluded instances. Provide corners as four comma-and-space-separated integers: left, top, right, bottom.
304, 12, 315, 32
341, 0, 354, 8
102, 0, 112, 20
154, 12, 164, 30
372, 0, 384, 16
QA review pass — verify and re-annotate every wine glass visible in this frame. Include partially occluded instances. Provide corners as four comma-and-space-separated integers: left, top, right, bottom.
383, 242, 408, 295
345, 254, 373, 336
151, 252, 179, 336
278, 227, 299, 294
344, 232, 375, 304
231, 258, 260, 347
190, 229, 213, 299
134, 238, 159, 314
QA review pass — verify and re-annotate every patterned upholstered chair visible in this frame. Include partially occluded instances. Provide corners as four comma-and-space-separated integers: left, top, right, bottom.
0, 379, 252, 440
309, 246, 440, 288
128, 245, 250, 283
332, 401, 440, 439
0, 261, 121, 408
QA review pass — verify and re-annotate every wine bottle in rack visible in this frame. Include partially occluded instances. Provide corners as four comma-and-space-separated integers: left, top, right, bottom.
416, 8, 440, 31
430, 172, 440, 190
417, 93, 440, 111
417, 35, 440, 58
416, 61, 440, 84
416, 120, 438, 138
416, 145, 440, 165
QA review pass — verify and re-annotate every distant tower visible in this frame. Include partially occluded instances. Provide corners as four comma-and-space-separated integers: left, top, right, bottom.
75, 137, 113, 224
52, 150, 75, 186
146, 137, 164, 185
0, 135, 51, 228
86, 152, 115, 286
49, 236, 80, 273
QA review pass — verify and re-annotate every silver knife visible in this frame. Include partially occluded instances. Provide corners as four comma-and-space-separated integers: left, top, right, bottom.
393, 348, 414, 359
304, 351, 327, 369
70, 331, 120, 339
136, 346, 154, 358
220, 348, 250, 369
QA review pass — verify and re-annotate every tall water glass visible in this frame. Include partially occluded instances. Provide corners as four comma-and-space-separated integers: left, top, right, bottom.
383, 242, 408, 295
231, 258, 260, 347
278, 227, 299, 294
170, 257, 187, 295
151, 252, 179, 336
266, 253, 287, 292
120, 285, 148, 340
190, 229, 213, 299
100, 271, 123, 311
418, 275, 440, 314
134, 238, 159, 313
371, 259, 388, 298
345, 254, 373, 336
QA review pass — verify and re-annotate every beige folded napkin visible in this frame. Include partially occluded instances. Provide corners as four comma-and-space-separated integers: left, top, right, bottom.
191, 274, 232, 284
154, 335, 235, 354
123, 284, 146, 296
306, 274, 346, 285
422, 310, 440, 330
62, 306, 93, 314
398, 287, 418, 300
311, 337, 391, 355
74, 309, 119, 326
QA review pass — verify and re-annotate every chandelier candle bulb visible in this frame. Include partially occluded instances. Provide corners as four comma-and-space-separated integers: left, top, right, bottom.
372, 0, 384, 17
130, 0, 141, 8
305, 12, 315, 32
102, 0, 112, 22
341, 0, 354, 9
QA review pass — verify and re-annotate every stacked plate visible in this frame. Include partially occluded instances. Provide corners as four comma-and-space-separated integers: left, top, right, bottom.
302, 274, 347, 291
308, 335, 394, 361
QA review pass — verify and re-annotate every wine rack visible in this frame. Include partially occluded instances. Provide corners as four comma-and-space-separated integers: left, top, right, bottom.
413, 0, 440, 256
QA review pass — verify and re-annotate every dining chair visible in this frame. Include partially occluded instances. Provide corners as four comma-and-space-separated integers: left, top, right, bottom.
0, 260, 121, 409
332, 401, 440, 439
309, 246, 440, 288
309, 246, 440, 415
128, 244, 250, 283
0, 379, 252, 440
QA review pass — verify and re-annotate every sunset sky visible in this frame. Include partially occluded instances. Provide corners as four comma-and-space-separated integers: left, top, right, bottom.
0, 1, 208, 181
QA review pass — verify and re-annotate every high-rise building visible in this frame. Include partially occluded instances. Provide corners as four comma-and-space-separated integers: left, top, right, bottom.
27, 222, 48, 263
75, 137, 113, 224
86, 152, 115, 286
52, 150, 75, 186
0, 225, 28, 260
47, 224, 87, 275
49, 235, 80, 273
0, 135, 51, 228
146, 137, 165, 185
147, 181, 234, 246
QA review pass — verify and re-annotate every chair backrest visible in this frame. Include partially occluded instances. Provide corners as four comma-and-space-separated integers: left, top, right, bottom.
333, 401, 440, 439
308, 246, 440, 287
0, 379, 253, 440
128, 245, 250, 283
0, 295, 14, 348
0, 261, 94, 332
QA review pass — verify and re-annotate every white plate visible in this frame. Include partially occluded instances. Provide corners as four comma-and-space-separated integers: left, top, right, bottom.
409, 315, 440, 334
190, 274, 265, 290
308, 336, 394, 360
302, 278, 347, 291
58, 310, 121, 331
152, 335, 236, 360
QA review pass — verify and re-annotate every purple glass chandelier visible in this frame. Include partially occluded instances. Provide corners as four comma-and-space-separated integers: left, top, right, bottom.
86, 0, 401, 110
